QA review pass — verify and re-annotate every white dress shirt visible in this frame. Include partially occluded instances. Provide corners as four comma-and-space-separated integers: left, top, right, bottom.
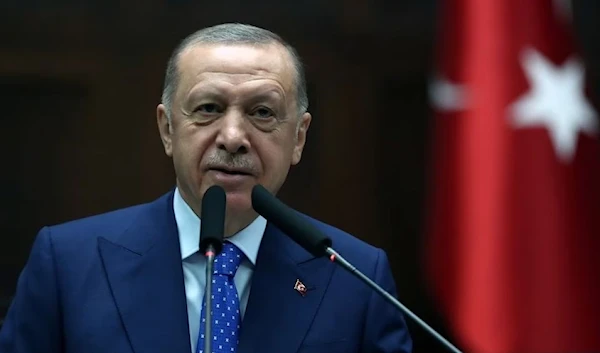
173, 187, 266, 353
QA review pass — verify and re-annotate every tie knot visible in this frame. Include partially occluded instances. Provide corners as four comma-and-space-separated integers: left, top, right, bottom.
213, 242, 245, 276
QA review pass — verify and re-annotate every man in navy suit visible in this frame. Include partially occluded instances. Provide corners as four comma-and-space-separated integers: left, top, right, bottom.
0, 23, 412, 353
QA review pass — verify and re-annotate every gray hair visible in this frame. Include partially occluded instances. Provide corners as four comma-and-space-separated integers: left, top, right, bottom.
161, 23, 308, 120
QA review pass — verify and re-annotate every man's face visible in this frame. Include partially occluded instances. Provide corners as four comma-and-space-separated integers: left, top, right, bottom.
157, 43, 311, 232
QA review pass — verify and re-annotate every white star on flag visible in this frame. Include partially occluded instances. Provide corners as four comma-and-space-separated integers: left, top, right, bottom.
509, 48, 598, 162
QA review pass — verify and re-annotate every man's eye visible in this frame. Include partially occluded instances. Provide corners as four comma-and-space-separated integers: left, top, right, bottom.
251, 107, 274, 119
195, 103, 222, 114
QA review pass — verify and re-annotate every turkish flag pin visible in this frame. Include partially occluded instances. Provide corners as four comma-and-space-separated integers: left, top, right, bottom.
294, 279, 307, 296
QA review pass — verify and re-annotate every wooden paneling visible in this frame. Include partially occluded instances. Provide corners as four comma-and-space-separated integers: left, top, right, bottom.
0, 78, 88, 296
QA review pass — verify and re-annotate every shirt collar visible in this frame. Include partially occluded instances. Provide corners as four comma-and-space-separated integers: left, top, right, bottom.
173, 187, 266, 265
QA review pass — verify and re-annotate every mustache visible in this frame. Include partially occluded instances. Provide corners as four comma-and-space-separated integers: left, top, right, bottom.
203, 152, 258, 174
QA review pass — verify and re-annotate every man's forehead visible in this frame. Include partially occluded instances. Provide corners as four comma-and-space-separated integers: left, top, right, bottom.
177, 43, 295, 86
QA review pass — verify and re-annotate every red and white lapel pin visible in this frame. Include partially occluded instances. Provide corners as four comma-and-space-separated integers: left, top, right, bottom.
294, 279, 307, 296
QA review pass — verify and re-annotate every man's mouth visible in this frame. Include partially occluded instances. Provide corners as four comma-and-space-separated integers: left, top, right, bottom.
210, 167, 252, 176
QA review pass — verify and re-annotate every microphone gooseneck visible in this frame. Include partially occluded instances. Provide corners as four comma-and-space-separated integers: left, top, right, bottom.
199, 185, 227, 353
326, 248, 462, 353
250, 184, 463, 353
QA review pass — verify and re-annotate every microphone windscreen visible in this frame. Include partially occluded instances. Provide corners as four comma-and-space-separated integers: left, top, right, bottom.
251, 184, 332, 257
199, 185, 226, 254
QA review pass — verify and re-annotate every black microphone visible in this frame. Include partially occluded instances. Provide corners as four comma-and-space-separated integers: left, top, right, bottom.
251, 184, 332, 257
199, 185, 226, 353
251, 184, 462, 353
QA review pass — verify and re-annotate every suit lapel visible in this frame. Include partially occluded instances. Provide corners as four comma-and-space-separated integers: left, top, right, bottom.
237, 222, 336, 353
98, 191, 191, 353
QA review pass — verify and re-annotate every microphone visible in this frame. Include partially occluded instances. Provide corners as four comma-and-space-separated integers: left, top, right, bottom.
250, 184, 332, 257
199, 185, 226, 353
251, 184, 462, 353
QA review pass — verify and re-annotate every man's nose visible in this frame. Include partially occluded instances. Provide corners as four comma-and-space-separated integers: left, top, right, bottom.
215, 110, 250, 154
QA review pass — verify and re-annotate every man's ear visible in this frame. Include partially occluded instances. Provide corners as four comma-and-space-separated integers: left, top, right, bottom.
157, 104, 173, 157
291, 112, 311, 165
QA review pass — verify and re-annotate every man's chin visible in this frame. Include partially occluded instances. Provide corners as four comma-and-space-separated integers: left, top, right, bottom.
224, 191, 254, 216
223, 195, 259, 237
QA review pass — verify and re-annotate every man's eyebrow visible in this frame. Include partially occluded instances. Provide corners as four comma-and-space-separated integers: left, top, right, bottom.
184, 88, 224, 103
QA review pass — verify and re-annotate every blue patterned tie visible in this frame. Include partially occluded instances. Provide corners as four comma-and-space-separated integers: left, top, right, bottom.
196, 242, 245, 353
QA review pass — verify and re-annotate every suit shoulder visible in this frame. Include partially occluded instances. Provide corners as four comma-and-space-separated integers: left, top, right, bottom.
299, 214, 392, 288
302, 214, 382, 258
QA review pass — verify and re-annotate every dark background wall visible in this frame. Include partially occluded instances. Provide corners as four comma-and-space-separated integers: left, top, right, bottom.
0, 1, 598, 352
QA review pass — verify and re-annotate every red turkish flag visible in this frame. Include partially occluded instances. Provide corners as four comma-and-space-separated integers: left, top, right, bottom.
426, 0, 600, 352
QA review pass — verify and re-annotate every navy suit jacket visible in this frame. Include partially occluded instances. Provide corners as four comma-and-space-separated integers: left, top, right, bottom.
0, 191, 412, 353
